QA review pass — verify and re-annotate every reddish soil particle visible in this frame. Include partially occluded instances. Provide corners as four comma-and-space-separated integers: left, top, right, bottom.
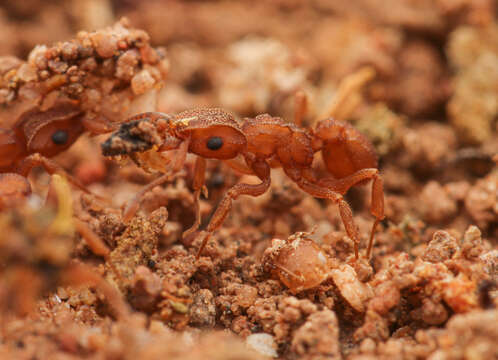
422, 230, 459, 263
189, 289, 216, 328
0, 3, 497, 360
291, 310, 341, 359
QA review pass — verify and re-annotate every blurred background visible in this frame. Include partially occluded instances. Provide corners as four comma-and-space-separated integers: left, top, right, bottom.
0, 4, 497, 356
0, 0, 495, 126
0, 0, 496, 234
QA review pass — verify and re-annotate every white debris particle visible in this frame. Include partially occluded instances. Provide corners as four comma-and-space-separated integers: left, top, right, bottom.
246, 333, 278, 358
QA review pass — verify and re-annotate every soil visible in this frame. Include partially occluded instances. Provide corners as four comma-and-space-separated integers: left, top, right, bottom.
0, 1, 496, 359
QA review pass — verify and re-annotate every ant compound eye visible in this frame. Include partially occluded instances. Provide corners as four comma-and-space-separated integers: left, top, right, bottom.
206, 136, 223, 150
51, 130, 69, 145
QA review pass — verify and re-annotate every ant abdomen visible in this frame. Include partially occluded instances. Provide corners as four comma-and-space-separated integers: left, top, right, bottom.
314, 118, 378, 180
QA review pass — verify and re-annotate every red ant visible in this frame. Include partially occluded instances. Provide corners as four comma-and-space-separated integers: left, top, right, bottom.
0, 99, 120, 259
0, 99, 115, 209
0, 101, 132, 316
102, 80, 385, 260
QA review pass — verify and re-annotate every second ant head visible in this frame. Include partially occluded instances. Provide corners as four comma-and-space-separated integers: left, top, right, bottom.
102, 109, 247, 161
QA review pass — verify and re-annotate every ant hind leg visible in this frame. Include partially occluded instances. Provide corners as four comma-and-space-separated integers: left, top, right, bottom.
196, 162, 271, 259
285, 168, 362, 259
319, 170, 385, 259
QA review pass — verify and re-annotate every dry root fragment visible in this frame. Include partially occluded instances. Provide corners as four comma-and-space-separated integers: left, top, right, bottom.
0, 175, 126, 318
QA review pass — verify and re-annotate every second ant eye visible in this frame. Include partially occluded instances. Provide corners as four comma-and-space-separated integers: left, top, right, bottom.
206, 136, 223, 150
51, 130, 69, 145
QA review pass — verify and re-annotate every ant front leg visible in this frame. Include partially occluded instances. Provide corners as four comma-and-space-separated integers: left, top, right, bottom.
196, 161, 271, 259
319, 169, 385, 258
15, 153, 96, 197
285, 167, 362, 259
122, 138, 190, 222
183, 157, 207, 238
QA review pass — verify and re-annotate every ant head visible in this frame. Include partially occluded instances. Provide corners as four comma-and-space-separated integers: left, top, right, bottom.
102, 109, 247, 160
16, 101, 84, 158
175, 108, 247, 160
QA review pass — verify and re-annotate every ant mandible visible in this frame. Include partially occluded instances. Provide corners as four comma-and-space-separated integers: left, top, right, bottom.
102, 76, 385, 260
0, 99, 113, 209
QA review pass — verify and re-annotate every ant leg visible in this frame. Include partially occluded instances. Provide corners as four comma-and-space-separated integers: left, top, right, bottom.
73, 219, 111, 258
319, 169, 385, 259
183, 157, 207, 238
123, 138, 190, 222
0, 173, 32, 210
15, 153, 99, 198
64, 263, 130, 320
318, 168, 378, 194
122, 171, 179, 222
294, 90, 308, 127
286, 169, 361, 259
367, 175, 384, 259
224, 158, 256, 175
196, 162, 271, 259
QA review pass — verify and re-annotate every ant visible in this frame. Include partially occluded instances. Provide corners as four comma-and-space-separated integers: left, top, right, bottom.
0, 104, 133, 317
102, 68, 385, 260
0, 99, 121, 262
0, 99, 114, 209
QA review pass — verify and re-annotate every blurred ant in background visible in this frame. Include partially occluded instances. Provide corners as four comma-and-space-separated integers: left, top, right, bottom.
0, 99, 114, 209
